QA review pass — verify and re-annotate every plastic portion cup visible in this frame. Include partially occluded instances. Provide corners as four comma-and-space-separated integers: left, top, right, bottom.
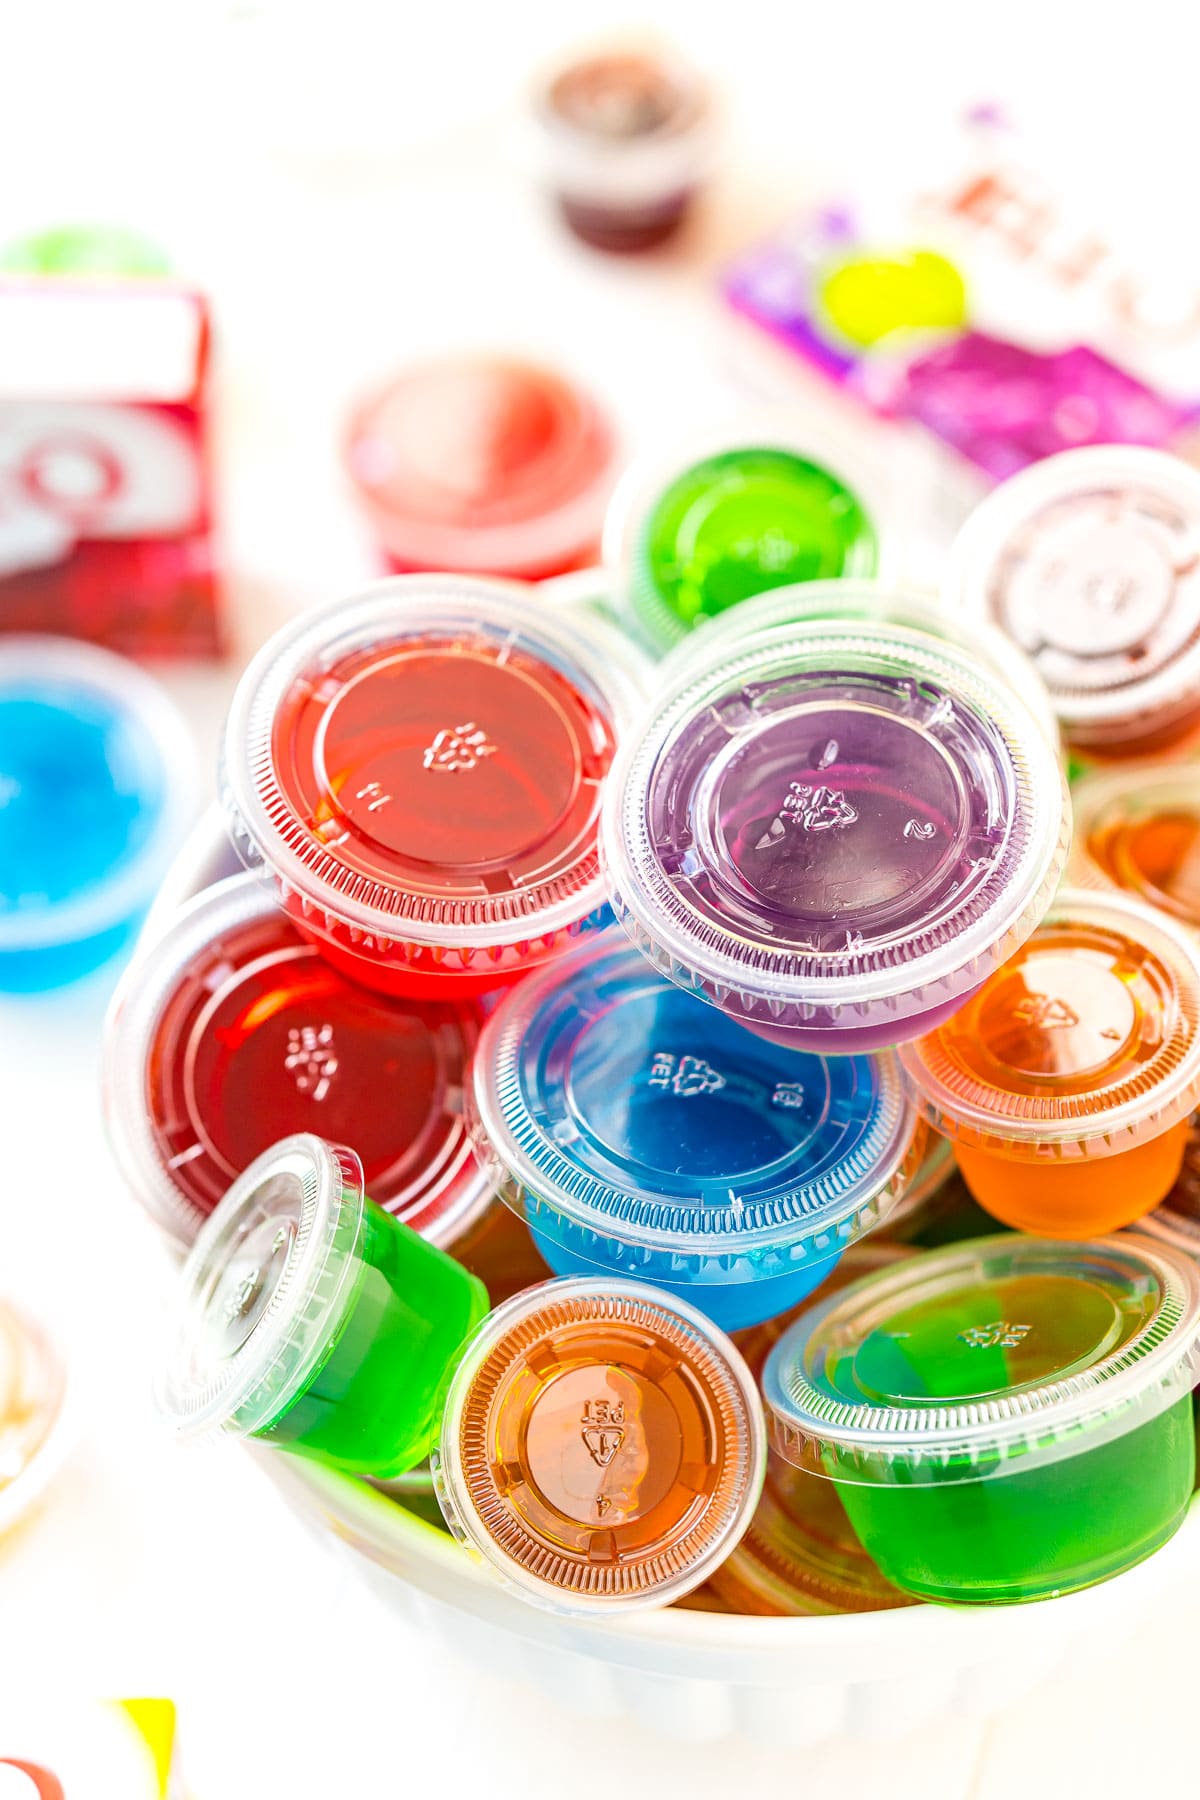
1068, 761, 1200, 929
656, 580, 1060, 751
605, 419, 884, 654
432, 1276, 765, 1614
222, 576, 649, 998
0, 637, 193, 991
603, 616, 1069, 1051
470, 931, 925, 1331
900, 889, 1200, 1235
343, 357, 618, 580
0, 1299, 70, 1537
762, 1234, 1200, 1604
530, 42, 715, 252
104, 873, 496, 1248
712, 1243, 918, 1616
1139, 1115, 1200, 1259
156, 1134, 490, 1479
949, 446, 1200, 755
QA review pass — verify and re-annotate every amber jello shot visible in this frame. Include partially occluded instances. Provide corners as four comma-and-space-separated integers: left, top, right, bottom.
156, 1134, 489, 1479
1069, 761, 1200, 930
433, 1277, 765, 1613
900, 889, 1200, 1235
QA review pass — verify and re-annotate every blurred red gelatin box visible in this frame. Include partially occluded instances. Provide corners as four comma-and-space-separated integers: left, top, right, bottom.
0, 254, 218, 655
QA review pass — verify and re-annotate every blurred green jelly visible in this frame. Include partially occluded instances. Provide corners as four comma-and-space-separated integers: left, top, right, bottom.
0, 225, 170, 278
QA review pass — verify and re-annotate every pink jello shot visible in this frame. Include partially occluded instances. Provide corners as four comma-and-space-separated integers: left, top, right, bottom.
603, 618, 1069, 1051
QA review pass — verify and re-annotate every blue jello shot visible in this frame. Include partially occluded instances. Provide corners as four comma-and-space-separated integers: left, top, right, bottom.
0, 637, 192, 990
470, 931, 925, 1330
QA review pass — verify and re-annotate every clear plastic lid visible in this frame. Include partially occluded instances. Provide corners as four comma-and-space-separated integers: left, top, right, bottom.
900, 888, 1200, 1158
222, 575, 650, 955
433, 1276, 765, 1613
603, 616, 1069, 1039
471, 931, 924, 1262
1069, 760, 1200, 928
949, 446, 1200, 747
156, 1134, 367, 1443
763, 1233, 1200, 1485
105, 873, 497, 1248
657, 580, 1060, 749
604, 413, 888, 654
530, 40, 716, 204
0, 635, 193, 950
344, 356, 618, 578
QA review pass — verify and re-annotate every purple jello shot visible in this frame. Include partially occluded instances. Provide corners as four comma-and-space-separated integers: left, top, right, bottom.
602, 620, 1069, 1051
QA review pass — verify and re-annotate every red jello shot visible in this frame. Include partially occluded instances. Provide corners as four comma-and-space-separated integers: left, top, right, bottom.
104, 873, 496, 1248
344, 356, 619, 580
603, 617, 1069, 1051
529, 42, 716, 253
950, 446, 1200, 757
222, 576, 649, 998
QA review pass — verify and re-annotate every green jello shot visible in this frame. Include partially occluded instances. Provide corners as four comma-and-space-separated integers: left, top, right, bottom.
156, 1134, 489, 1479
608, 433, 881, 653
762, 1235, 1200, 1605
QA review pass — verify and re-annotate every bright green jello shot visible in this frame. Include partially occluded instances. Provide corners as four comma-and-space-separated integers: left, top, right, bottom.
616, 441, 879, 653
156, 1134, 489, 1479
762, 1235, 1200, 1604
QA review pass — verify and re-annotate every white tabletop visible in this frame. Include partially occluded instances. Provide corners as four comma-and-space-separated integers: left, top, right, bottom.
2, 1, 1198, 1791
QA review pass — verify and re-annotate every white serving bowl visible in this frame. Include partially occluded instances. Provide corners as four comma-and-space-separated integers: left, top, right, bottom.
142, 811, 1200, 1743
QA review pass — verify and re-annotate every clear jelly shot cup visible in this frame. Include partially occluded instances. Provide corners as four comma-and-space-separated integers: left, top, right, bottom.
711, 1243, 918, 1617
899, 888, 1200, 1236
656, 580, 1060, 752
221, 575, 650, 999
432, 1276, 765, 1614
604, 415, 887, 655
0, 636, 193, 991
949, 446, 1200, 757
343, 356, 619, 580
104, 873, 497, 1249
1068, 760, 1200, 930
603, 615, 1070, 1052
0, 1297, 71, 1538
469, 930, 925, 1331
155, 1133, 490, 1479
528, 39, 717, 253
762, 1233, 1200, 1604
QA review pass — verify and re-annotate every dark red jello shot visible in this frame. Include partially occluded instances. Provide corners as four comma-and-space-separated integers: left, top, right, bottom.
531, 42, 715, 252
223, 576, 649, 999
344, 355, 618, 581
104, 873, 497, 1248
603, 618, 1069, 1052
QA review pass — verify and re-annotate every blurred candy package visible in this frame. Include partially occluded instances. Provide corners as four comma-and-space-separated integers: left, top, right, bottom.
723, 107, 1200, 480
0, 256, 218, 655
0, 1700, 178, 1798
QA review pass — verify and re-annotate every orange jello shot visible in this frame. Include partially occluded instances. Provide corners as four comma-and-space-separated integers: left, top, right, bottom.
433, 1277, 765, 1613
900, 889, 1200, 1235
1069, 761, 1200, 931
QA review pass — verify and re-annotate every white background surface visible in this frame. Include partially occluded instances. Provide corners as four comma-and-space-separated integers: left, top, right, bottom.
2, 2, 1200, 1793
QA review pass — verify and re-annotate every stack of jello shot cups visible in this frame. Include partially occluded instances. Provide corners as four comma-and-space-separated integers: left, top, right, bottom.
126, 434, 1200, 1620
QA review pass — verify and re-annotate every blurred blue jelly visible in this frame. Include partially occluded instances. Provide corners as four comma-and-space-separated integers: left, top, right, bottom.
470, 931, 925, 1329
0, 637, 192, 990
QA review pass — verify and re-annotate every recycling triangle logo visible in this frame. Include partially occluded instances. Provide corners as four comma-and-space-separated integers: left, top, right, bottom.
581, 1425, 625, 1467
1012, 993, 1079, 1030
